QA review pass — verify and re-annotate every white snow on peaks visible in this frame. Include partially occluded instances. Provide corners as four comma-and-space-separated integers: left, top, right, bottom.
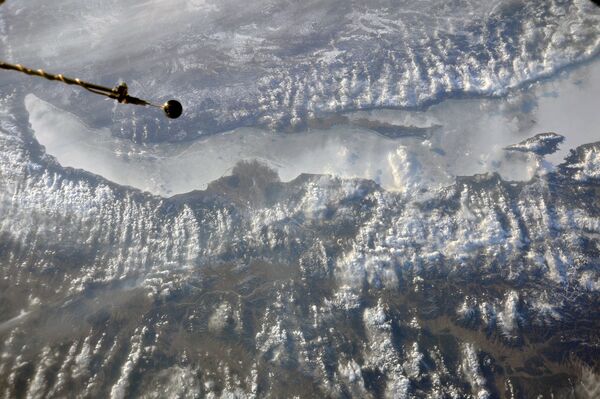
46, 341, 79, 397
110, 328, 145, 399
570, 146, 600, 182
505, 133, 564, 156
497, 291, 521, 337
330, 286, 362, 311
478, 302, 497, 331
336, 358, 371, 398
461, 343, 490, 399
1, 20, 600, 392
457, 296, 478, 322
338, 359, 363, 385
25, 346, 54, 399
403, 342, 424, 380
141, 366, 202, 398
579, 271, 600, 292
72, 336, 92, 379
362, 300, 410, 398
10, 0, 600, 137
255, 308, 289, 363
208, 302, 234, 333
530, 296, 562, 325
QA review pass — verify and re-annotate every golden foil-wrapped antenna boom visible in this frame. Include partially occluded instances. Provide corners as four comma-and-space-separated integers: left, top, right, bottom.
0, 61, 183, 119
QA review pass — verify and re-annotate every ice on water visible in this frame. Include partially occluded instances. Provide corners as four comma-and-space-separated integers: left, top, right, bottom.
27, 57, 600, 196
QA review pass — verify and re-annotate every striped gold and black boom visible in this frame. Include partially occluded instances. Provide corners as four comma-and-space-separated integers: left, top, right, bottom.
0, 61, 183, 119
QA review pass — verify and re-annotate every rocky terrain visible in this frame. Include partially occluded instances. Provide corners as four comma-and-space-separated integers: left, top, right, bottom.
1, 91, 599, 397
1, 0, 600, 397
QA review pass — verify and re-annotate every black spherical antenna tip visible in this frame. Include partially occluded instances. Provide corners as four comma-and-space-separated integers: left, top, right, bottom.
163, 100, 183, 119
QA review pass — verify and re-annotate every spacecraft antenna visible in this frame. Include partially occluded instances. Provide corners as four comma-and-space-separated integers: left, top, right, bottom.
0, 62, 183, 119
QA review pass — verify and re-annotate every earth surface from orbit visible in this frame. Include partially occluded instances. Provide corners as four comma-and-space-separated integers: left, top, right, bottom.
1, 1, 600, 398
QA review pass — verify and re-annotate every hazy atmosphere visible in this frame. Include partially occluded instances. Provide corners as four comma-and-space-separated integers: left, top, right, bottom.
1, 1, 600, 398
